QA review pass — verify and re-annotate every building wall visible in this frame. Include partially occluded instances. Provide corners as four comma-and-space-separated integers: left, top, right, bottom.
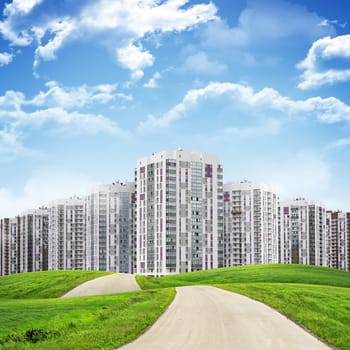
326, 211, 349, 271
279, 198, 327, 266
48, 198, 85, 270
223, 181, 278, 266
136, 149, 223, 276
85, 181, 134, 272
17, 209, 49, 273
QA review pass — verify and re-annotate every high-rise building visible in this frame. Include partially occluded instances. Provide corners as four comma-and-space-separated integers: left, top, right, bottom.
0, 218, 10, 276
326, 211, 350, 271
18, 209, 49, 273
223, 181, 278, 266
279, 198, 327, 266
135, 149, 223, 276
48, 197, 86, 270
85, 181, 134, 272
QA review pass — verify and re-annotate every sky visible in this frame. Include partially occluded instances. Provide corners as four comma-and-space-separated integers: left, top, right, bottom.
1, 0, 350, 217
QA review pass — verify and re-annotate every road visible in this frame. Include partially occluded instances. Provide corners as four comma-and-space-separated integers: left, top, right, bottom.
61, 273, 140, 298
119, 285, 331, 350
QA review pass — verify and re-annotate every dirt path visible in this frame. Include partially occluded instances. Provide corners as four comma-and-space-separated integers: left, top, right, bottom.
119, 285, 331, 350
61, 273, 140, 298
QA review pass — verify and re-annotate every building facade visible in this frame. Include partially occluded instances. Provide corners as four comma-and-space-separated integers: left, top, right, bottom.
18, 209, 49, 273
48, 197, 86, 270
326, 211, 350, 271
135, 149, 223, 276
279, 198, 327, 266
223, 181, 278, 266
85, 181, 134, 272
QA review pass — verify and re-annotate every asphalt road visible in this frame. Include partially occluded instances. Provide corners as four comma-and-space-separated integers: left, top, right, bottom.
61, 273, 140, 298
119, 285, 331, 350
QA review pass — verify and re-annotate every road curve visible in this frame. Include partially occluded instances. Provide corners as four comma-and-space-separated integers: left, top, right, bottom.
61, 273, 140, 298
119, 285, 331, 350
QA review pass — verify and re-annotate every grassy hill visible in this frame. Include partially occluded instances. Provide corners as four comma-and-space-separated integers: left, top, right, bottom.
0, 271, 175, 350
136, 263, 350, 289
1, 265, 349, 349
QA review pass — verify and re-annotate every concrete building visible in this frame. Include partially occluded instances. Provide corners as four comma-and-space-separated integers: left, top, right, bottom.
135, 149, 224, 276
18, 209, 49, 273
85, 181, 134, 272
0, 218, 10, 276
279, 198, 327, 266
48, 197, 86, 270
326, 211, 350, 271
223, 181, 278, 266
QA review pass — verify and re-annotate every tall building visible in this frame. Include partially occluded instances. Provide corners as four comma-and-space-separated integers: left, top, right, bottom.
279, 198, 327, 266
85, 181, 134, 272
0, 218, 10, 276
135, 149, 223, 276
48, 197, 86, 270
326, 211, 350, 271
223, 181, 278, 266
18, 209, 49, 273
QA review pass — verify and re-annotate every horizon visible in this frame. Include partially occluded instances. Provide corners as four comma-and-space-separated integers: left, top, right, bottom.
1, 0, 350, 217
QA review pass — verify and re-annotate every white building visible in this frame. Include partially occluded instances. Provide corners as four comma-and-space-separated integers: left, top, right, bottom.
326, 211, 350, 271
48, 197, 86, 270
279, 198, 327, 266
135, 149, 224, 276
85, 181, 134, 272
18, 209, 49, 273
0, 218, 10, 276
223, 181, 278, 266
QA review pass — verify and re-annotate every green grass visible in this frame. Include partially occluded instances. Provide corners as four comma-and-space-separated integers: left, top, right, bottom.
136, 264, 350, 289
0, 288, 176, 350
0, 270, 113, 299
217, 283, 350, 350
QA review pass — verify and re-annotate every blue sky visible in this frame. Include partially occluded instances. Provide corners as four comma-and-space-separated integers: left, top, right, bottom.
1, 0, 350, 217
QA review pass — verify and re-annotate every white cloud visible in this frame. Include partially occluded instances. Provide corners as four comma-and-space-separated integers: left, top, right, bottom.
183, 51, 227, 75
144, 72, 161, 88
1, 0, 217, 75
28, 80, 124, 108
33, 18, 77, 71
4, 0, 43, 16
202, 0, 334, 49
117, 44, 154, 78
138, 82, 350, 130
297, 35, 350, 89
0, 52, 13, 66
0, 168, 97, 218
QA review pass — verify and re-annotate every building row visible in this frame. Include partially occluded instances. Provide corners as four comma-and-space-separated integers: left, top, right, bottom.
1, 149, 350, 276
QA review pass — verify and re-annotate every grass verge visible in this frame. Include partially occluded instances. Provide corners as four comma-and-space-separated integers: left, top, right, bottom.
217, 283, 350, 350
0, 288, 176, 350
0, 271, 113, 299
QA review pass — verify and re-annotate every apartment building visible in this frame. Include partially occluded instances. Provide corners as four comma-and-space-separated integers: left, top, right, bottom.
85, 181, 134, 272
18, 209, 49, 273
326, 211, 350, 271
223, 181, 278, 266
0, 218, 9, 276
135, 149, 224, 276
279, 198, 327, 266
48, 197, 86, 270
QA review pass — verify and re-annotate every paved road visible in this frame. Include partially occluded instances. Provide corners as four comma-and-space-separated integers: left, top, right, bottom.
119, 285, 331, 350
61, 273, 140, 298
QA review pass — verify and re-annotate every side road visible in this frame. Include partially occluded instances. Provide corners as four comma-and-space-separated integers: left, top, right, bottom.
61, 273, 140, 297
119, 285, 331, 350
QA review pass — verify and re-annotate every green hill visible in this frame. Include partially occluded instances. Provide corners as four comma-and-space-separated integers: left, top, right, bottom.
136, 263, 350, 289
0, 270, 113, 299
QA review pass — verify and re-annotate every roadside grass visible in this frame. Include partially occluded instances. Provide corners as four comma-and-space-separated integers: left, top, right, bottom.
0, 288, 176, 350
0, 271, 113, 299
217, 283, 350, 350
136, 264, 350, 289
